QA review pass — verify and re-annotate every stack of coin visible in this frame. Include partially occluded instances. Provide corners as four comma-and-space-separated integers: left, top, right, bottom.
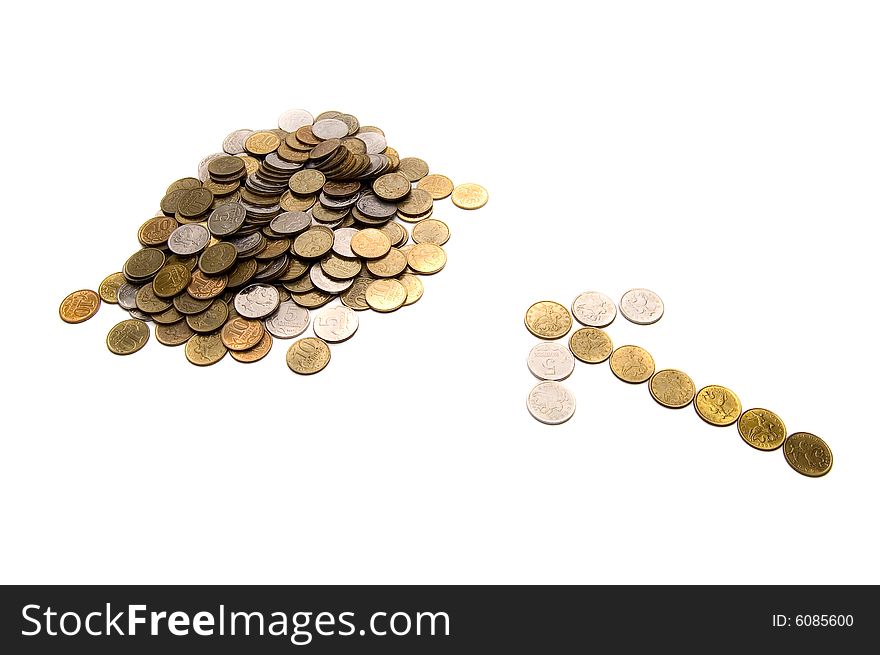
524, 291, 832, 477
60, 108, 488, 375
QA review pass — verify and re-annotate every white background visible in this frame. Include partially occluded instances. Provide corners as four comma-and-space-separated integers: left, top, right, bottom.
1, 0, 878, 584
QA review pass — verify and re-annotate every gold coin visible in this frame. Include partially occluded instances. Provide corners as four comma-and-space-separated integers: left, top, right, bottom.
397, 157, 429, 182
320, 253, 362, 280
373, 172, 412, 201
291, 289, 334, 308
137, 215, 178, 247
286, 337, 331, 375
152, 306, 183, 325
123, 247, 165, 281
244, 131, 281, 155
59, 289, 101, 324
185, 332, 228, 366
412, 218, 450, 245
152, 263, 192, 298
738, 408, 787, 452
198, 242, 238, 275
220, 316, 265, 351
98, 272, 126, 304
186, 298, 229, 333
694, 385, 742, 427
293, 226, 335, 259
649, 369, 696, 408
365, 278, 407, 312
397, 188, 433, 216
366, 248, 408, 278
417, 174, 454, 199
783, 432, 833, 477
166, 177, 201, 193
451, 183, 488, 210
380, 221, 408, 247
340, 277, 373, 310
524, 301, 572, 339
280, 191, 317, 213
350, 228, 391, 259
187, 270, 228, 300
155, 320, 195, 346
609, 345, 655, 384
230, 331, 273, 363
135, 283, 171, 314
406, 242, 446, 274
237, 154, 260, 176
399, 273, 424, 306
568, 327, 613, 363
106, 319, 150, 355
288, 169, 326, 195
226, 258, 258, 288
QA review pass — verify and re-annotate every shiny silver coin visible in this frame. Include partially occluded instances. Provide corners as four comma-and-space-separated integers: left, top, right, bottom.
571, 291, 617, 328
168, 224, 210, 255
116, 283, 139, 310
263, 301, 310, 338
311, 118, 349, 139
355, 131, 387, 155
527, 342, 575, 381
619, 288, 664, 325
277, 108, 314, 132
526, 381, 576, 425
269, 211, 311, 235
234, 284, 280, 319
313, 305, 359, 343
222, 129, 253, 155
309, 263, 354, 294
207, 202, 246, 237
332, 227, 358, 258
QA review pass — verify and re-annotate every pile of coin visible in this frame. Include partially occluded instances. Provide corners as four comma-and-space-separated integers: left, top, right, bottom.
524, 290, 833, 478
59, 108, 488, 373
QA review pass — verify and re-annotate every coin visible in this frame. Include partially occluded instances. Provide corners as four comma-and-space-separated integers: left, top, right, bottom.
571, 292, 616, 328
116, 282, 139, 310
340, 277, 372, 311
152, 263, 192, 298
737, 408, 787, 451
106, 319, 149, 355
138, 215, 178, 247
278, 108, 314, 132
783, 432, 833, 477
245, 131, 281, 156
331, 227, 358, 258
312, 118, 348, 140
286, 337, 331, 374
527, 342, 575, 381
365, 248, 407, 277
417, 174, 454, 199
185, 332, 228, 366
313, 305, 359, 343
187, 270, 228, 300
365, 278, 406, 312
406, 243, 446, 274
291, 289, 333, 309
293, 226, 335, 259
412, 218, 450, 245
264, 301, 310, 338
527, 381, 576, 425
288, 169, 326, 195
320, 253, 362, 280
207, 155, 245, 179
397, 157, 429, 182
60, 289, 101, 324
155, 320, 195, 346
649, 369, 696, 409
123, 247, 165, 281
230, 331, 273, 363
397, 188, 433, 217
619, 289, 664, 325
199, 242, 238, 275
373, 172, 411, 201
220, 317, 264, 351
310, 263, 354, 294
222, 129, 254, 155
524, 301, 572, 339
207, 202, 246, 237
609, 345, 655, 384
694, 385, 742, 426
135, 283, 171, 314
270, 211, 311, 235
176, 188, 214, 219
98, 272, 126, 304
186, 298, 229, 333
168, 224, 210, 256
351, 228, 391, 259
399, 273, 424, 306
234, 284, 280, 319
568, 327, 613, 363
451, 183, 488, 210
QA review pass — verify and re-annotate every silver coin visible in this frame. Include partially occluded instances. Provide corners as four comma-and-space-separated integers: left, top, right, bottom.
128, 308, 152, 321
571, 291, 617, 328
197, 152, 225, 181
263, 301, 310, 339
117, 283, 139, 310
311, 118, 349, 140
222, 129, 253, 155
253, 254, 289, 281
527, 381, 576, 425
332, 227, 358, 257
277, 108, 314, 132
356, 192, 397, 219
313, 305, 359, 343
355, 131, 387, 155
168, 224, 210, 255
207, 202, 246, 237
309, 263, 354, 294
234, 284, 280, 319
270, 211, 311, 235
527, 342, 575, 381
227, 232, 264, 255
619, 288, 664, 325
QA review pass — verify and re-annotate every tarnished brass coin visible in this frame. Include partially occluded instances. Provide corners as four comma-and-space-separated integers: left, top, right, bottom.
373, 172, 411, 201
609, 345, 655, 384
320, 253, 362, 280
98, 272, 126, 304
167, 177, 201, 193
323, 180, 361, 197
151, 305, 183, 325
365, 278, 407, 312
399, 273, 424, 306
288, 169, 326, 195
406, 243, 446, 274
185, 332, 228, 366
155, 320, 195, 346
412, 218, 450, 245
649, 369, 696, 409
187, 270, 228, 300
226, 258, 258, 288
738, 408, 787, 452
380, 221, 407, 248
290, 289, 333, 309
783, 432, 833, 477
230, 331, 273, 363
451, 183, 488, 210
568, 327, 613, 363
397, 157, 429, 182
255, 238, 290, 261
525, 301, 572, 339
137, 215, 178, 247
286, 337, 331, 374
199, 242, 238, 275
350, 228, 391, 259
293, 226, 334, 259
166, 254, 198, 271
417, 174, 454, 199
694, 384, 742, 426
207, 155, 245, 178
397, 188, 433, 216
244, 131, 281, 155
366, 248, 407, 277
152, 264, 191, 298
186, 298, 229, 333
176, 188, 214, 219
106, 319, 150, 355
173, 292, 212, 315
123, 248, 165, 281
135, 283, 171, 314
59, 289, 101, 324
340, 277, 373, 310
220, 317, 264, 351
